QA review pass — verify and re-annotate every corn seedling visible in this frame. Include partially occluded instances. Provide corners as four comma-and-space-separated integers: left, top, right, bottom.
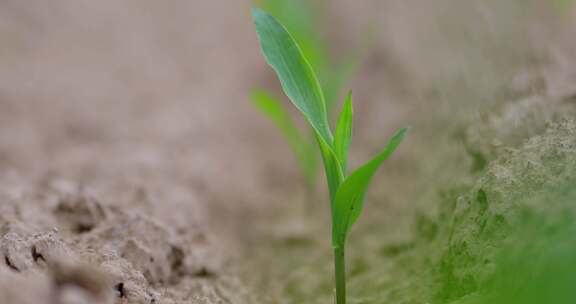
252, 8, 407, 304
251, 0, 365, 190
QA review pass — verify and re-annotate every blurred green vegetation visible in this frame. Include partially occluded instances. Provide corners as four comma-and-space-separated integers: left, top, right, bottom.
476, 225, 576, 304
553, 0, 576, 12
431, 121, 576, 304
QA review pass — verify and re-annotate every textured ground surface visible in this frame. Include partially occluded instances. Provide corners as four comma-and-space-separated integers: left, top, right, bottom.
0, 1, 262, 303
1, 1, 575, 304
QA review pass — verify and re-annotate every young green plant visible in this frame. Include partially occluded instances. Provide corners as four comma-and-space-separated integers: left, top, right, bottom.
252, 8, 407, 304
250, 0, 366, 190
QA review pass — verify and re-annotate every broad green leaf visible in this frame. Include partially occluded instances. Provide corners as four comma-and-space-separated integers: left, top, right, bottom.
333, 92, 353, 174
332, 128, 408, 247
255, 0, 326, 73
253, 8, 344, 201
254, 1, 371, 112
252, 8, 332, 144
250, 89, 318, 185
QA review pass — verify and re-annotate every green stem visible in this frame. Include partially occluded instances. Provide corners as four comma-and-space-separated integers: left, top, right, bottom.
334, 246, 346, 304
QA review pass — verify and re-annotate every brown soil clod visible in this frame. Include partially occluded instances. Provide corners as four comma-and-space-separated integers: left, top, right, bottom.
53, 193, 107, 234
51, 260, 112, 296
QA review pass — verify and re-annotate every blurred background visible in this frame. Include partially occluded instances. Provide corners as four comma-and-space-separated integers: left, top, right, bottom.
1, 0, 576, 303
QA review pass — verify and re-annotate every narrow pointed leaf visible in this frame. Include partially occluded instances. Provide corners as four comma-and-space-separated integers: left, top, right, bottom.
332, 128, 408, 246
315, 133, 344, 203
252, 8, 332, 144
250, 89, 318, 184
334, 92, 353, 174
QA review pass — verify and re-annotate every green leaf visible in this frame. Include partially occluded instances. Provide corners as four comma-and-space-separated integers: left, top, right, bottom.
334, 92, 353, 174
255, 0, 326, 74
252, 8, 344, 201
250, 89, 318, 185
332, 128, 408, 247
316, 133, 344, 203
252, 7, 332, 144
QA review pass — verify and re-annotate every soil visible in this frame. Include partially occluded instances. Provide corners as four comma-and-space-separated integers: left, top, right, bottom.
1, 1, 575, 304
